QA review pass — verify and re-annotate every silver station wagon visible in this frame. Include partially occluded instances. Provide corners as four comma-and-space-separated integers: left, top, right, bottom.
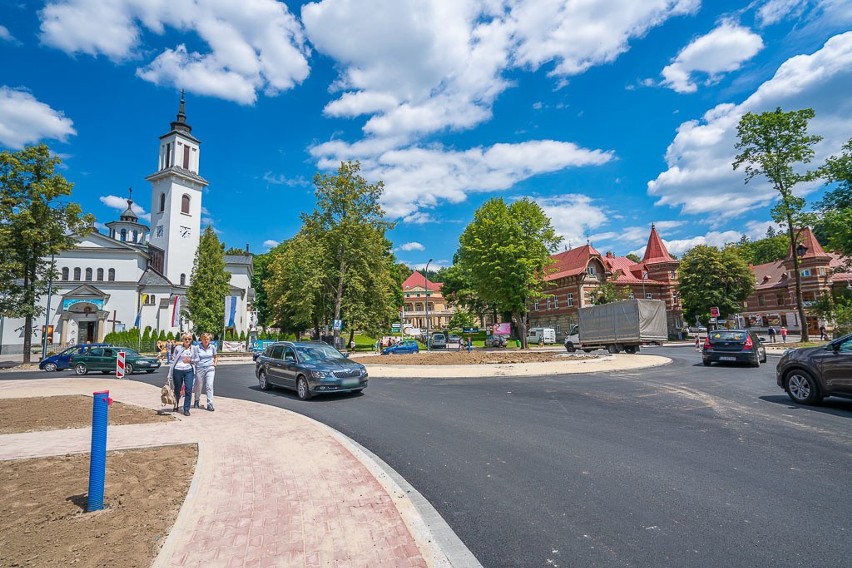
255, 341, 368, 400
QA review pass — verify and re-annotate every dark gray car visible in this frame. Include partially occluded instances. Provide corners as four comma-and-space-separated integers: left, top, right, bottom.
255, 341, 368, 400
702, 329, 767, 367
776, 333, 852, 405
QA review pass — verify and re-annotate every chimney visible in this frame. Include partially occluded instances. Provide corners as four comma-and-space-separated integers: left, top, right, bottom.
245, 243, 249, 253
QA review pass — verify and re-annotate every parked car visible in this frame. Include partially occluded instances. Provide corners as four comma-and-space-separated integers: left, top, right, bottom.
448, 334, 461, 345
39, 343, 111, 371
71, 346, 161, 375
430, 333, 447, 349
485, 335, 508, 348
382, 340, 419, 355
776, 333, 852, 405
255, 341, 368, 400
702, 329, 767, 367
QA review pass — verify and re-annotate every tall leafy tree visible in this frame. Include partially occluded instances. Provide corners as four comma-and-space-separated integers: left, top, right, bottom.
732, 233, 789, 265
250, 252, 271, 327
679, 245, 755, 327
456, 197, 561, 348
0, 144, 93, 362
816, 138, 852, 257
185, 226, 231, 335
733, 107, 822, 341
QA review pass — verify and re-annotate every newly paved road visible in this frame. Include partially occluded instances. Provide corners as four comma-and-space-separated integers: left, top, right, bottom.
8, 346, 851, 567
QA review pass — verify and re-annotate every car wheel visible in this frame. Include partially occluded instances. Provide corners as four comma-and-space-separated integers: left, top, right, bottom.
125, 363, 134, 375
74, 363, 88, 375
297, 376, 312, 401
607, 344, 620, 354
750, 355, 760, 368
43, 362, 57, 372
760, 348, 767, 363
258, 369, 270, 391
565, 342, 576, 353
785, 370, 822, 405
702, 359, 711, 366
624, 346, 637, 354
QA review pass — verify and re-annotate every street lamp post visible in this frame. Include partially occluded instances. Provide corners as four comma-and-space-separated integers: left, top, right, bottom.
425, 259, 432, 352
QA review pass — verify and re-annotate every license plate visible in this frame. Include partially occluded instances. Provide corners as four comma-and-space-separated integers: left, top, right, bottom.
341, 378, 360, 387
719, 356, 736, 361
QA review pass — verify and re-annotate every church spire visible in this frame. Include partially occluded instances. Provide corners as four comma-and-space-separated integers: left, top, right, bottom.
170, 90, 192, 135
642, 224, 674, 263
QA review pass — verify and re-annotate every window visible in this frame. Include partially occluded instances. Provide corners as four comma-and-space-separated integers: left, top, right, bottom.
552, 296, 559, 309
270, 345, 284, 360
587, 265, 596, 276
73, 267, 81, 280
180, 273, 186, 285
144, 294, 156, 305
97, 268, 103, 281
132, 230, 138, 242
120, 229, 126, 241
670, 270, 677, 279
645, 293, 653, 299
758, 295, 766, 307
159, 193, 166, 212
164, 143, 171, 169
183, 145, 190, 169
181, 194, 190, 214
546, 297, 551, 310
533, 302, 539, 311
776, 294, 785, 306
61, 267, 69, 281
567, 293, 574, 307
85, 268, 92, 281
800, 268, 811, 277
284, 346, 296, 362
108, 268, 115, 281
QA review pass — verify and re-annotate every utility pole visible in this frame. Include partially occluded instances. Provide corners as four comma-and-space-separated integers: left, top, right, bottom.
425, 259, 432, 352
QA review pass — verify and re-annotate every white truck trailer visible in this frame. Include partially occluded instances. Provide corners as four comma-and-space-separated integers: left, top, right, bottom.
563, 299, 668, 354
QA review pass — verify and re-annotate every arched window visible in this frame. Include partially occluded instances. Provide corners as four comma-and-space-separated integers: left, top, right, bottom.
120, 229, 126, 241
85, 268, 92, 281
97, 268, 104, 281
181, 194, 190, 214
132, 230, 138, 242
108, 268, 115, 281
73, 267, 81, 280
61, 267, 69, 281
180, 273, 186, 286
159, 193, 166, 212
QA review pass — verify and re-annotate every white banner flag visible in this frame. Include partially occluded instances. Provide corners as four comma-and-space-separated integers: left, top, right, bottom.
170, 295, 181, 327
224, 296, 238, 328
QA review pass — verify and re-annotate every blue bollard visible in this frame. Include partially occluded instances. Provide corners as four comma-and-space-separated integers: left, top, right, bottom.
87, 390, 112, 512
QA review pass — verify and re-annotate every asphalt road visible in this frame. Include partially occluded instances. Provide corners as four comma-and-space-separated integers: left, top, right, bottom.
7, 346, 851, 567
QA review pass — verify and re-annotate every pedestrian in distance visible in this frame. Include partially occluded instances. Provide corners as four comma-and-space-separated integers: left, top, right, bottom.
780, 326, 788, 343
192, 333, 219, 411
767, 326, 776, 343
167, 333, 198, 416
819, 325, 827, 340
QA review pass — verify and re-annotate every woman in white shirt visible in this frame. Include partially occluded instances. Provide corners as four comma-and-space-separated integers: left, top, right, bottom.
167, 333, 198, 416
192, 332, 219, 411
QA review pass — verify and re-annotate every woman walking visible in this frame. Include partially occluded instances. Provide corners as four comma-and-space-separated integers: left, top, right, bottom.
192, 333, 219, 411
167, 333, 198, 416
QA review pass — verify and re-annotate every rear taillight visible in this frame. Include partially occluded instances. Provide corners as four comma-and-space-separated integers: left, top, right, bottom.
703, 335, 711, 350
743, 335, 753, 350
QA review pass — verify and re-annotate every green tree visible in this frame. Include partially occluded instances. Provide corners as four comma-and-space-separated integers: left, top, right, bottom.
816, 138, 852, 257
185, 226, 231, 335
625, 253, 642, 263
0, 144, 93, 362
447, 306, 477, 331
733, 107, 822, 341
591, 281, 630, 305
679, 245, 755, 326
811, 289, 852, 336
732, 233, 789, 265
251, 252, 271, 327
456, 198, 562, 348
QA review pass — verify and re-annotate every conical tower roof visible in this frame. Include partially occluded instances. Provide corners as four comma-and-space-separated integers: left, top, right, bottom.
642, 224, 674, 263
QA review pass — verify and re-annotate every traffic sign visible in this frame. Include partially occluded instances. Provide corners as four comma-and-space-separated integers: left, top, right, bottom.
391, 323, 401, 331
710, 306, 720, 318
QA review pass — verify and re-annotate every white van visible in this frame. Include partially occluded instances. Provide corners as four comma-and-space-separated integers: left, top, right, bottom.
527, 327, 556, 345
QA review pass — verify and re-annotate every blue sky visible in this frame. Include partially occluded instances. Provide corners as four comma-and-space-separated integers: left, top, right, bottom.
1, 0, 850, 269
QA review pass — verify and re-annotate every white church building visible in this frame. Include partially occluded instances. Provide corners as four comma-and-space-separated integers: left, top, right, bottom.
0, 95, 254, 354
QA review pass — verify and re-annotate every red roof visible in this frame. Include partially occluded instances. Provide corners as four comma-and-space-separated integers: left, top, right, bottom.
642, 224, 674, 263
402, 271, 443, 291
786, 227, 831, 261
546, 245, 601, 280
752, 260, 789, 290
603, 256, 645, 284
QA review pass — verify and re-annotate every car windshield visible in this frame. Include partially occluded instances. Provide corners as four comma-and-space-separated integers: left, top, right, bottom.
709, 331, 746, 341
295, 344, 343, 361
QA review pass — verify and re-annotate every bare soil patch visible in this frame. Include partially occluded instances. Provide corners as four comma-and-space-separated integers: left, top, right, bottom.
0, 395, 173, 435
0, 397, 195, 567
352, 349, 597, 366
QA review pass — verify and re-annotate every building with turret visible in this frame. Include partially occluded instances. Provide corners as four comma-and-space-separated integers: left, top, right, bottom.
0, 95, 254, 355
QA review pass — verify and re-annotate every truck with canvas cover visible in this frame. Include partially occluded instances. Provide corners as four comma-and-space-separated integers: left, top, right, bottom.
563, 299, 668, 354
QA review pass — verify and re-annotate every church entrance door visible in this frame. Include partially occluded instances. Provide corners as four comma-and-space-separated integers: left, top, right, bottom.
84, 321, 97, 343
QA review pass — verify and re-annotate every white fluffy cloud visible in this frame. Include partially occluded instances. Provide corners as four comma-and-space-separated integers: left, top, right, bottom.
532, 194, 610, 251
39, 0, 310, 104
757, 0, 809, 26
99, 194, 151, 222
263, 239, 279, 249
398, 242, 425, 251
661, 22, 764, 93
0, 25, 17, 43
0, 87, 76, 149
311, 139, 614, 218
648, 31, 852, 217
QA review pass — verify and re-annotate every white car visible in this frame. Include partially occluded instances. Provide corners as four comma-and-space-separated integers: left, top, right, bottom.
430, 333, 447, 349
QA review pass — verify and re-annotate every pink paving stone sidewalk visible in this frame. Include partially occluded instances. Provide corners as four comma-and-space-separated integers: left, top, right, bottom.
0, 379, 438, 567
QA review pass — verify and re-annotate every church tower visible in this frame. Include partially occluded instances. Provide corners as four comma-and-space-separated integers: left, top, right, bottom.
146, 92, 208, 286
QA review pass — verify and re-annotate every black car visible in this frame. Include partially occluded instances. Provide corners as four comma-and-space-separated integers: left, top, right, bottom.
702, 329, 767, 367
255, 341, 368, 400
776, 333, 852, 405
